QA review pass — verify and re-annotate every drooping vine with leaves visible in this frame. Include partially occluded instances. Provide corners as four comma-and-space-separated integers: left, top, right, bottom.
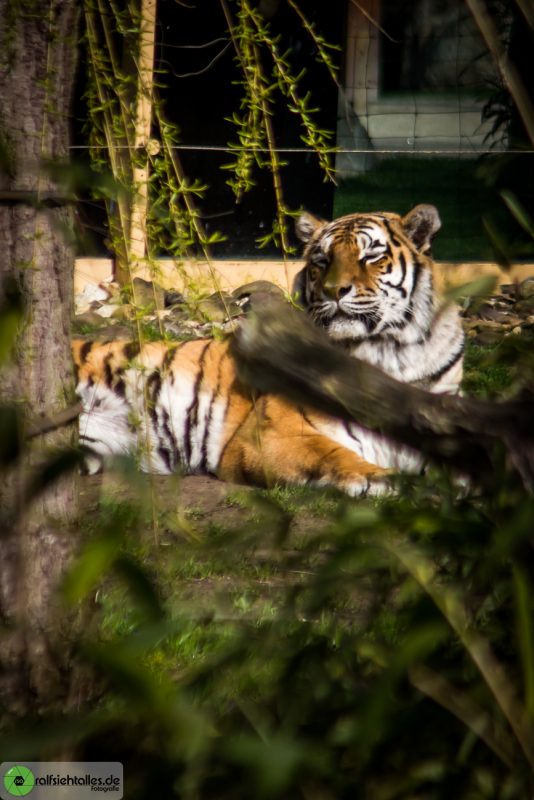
82, 0, 339, 295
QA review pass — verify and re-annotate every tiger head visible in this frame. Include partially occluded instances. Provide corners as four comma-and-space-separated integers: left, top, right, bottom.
294, 204, 441, 342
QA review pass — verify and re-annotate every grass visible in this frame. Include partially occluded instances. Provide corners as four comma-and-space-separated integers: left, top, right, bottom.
462, 332, 534, 397
92, 337, 511, 637
55, 325, 534, 797
81, 332, 527, 716
333, 157, 514, 261
463, 341, 514, 397
88, 477, 363, 689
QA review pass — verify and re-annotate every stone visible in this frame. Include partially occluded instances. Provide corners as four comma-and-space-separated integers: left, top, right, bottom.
233, 280, 285, 300
75, 281, 112, 315
73, 311, 111, 330
477, 304, 514, 324
499, 283, 518, 297
95, 303, 121, 319
163, 318, 203, 339
232, 280, 285, 313
197, 293, 242, 323
474, 319, 508, 330
165, 307, 191, 324
164, 289, 185, 308
472, 330, 504, 346
132, 277, 165, 310
518, 277, 534, 300
110, 304, 135, 320
515, 297, 534, 314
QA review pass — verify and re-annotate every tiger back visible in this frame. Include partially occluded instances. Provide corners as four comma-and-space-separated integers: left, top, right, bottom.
73, 203, 464, 495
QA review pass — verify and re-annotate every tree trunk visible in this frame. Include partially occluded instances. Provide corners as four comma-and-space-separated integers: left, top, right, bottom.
0, 0, 86, 715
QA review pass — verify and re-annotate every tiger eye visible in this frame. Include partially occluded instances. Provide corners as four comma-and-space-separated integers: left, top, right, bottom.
371, 257, 388, 268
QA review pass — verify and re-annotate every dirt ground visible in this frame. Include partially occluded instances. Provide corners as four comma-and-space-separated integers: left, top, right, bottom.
78, 470, 333, 541
80, 472, 254, 528
77, 470, 352, 625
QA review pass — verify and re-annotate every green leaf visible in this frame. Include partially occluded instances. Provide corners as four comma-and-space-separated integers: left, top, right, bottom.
482, 216, 512, 268
444, 274, 498, 304
114, 555, 165, 623
513, 566, 534, 719
501, 190, 534, 239
83, 641, 166, 705
225, 734, 311, 797
26, 448, 84, 501
62, 533, 121, 605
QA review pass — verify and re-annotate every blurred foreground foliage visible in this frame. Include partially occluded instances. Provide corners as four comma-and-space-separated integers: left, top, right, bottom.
1, 283, 534, 798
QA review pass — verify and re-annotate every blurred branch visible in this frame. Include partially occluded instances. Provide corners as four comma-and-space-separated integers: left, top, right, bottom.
26, 402, 82, 439
466, 0, 534, 145
348, 0, 399, 43
409, 665, 515, 768
514, 0, 534, 32
231, 304, 534, 491
0, 191, 74, 207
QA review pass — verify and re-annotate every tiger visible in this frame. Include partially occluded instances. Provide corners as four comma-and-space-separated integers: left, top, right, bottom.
73, 203, 464, 496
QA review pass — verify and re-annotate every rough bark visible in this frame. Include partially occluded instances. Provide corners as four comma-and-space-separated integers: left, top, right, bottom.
0, 0, 86, 715
232, 303, 534, 492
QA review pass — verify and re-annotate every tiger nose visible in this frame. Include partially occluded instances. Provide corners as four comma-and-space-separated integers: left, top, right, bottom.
324, 282, 352, 300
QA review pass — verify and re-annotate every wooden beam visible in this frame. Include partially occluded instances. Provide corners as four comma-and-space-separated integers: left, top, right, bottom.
73, 257, 534, 295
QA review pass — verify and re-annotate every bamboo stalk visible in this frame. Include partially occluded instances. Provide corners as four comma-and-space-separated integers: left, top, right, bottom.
390, 541, 534, 772
466, 0, 534, 147
85, 5, 131, 267
128, 0, 157, 280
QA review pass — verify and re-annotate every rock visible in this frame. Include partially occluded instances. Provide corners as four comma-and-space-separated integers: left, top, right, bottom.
163, 317, 204, 339
94, 303, 121, 319
477, 303, 515, 324
164, 307, 191, 324
75, 281, 113, 315
164, 289, 185, 308
73, 311, 111, 330
233, 280, 285, 300
499, 283, 518, 297
515, 297, 534, 314
110, 304, 135, 321
473, 319, 509, 331
463, 274, 534, 346
232, 280, 285, 313
197, 293, 242, 323
471, 330, 505, 346
518, 277, 534, 300
132, 277, 165, 310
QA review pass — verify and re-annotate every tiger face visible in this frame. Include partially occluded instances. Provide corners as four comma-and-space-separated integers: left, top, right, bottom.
294, 204, 441, 343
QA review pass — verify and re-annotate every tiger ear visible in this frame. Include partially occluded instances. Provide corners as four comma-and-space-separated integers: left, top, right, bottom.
291, 267, 307, 307
401, 204, 441, 253
295, 211, 326, 244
